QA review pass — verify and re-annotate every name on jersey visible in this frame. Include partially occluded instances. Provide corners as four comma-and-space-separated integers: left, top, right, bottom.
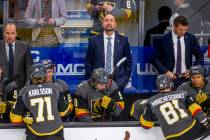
29, 88, 52, 97
151, 93, 185, 107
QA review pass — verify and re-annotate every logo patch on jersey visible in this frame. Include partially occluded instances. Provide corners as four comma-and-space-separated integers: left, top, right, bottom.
90, 98, 103, 118
140, 99, 148, 105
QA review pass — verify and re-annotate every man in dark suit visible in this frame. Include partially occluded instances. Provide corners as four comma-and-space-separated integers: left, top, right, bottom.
0, 23, 33, 90
85, 14, 132, 92
144, 6, 172, 46
151, 15, 204, 89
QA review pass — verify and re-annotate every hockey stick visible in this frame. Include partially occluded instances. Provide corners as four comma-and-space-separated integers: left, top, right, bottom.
109, 57, 127, 80
102, 57, 127, 120
108, 57, 127, 89
116, 57, 127, 74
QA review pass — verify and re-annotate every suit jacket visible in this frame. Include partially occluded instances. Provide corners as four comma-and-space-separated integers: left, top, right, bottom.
151, 32, 204, 74
85, 32, 132, 91
0, 40, 33, 89
24, 0, 67, 42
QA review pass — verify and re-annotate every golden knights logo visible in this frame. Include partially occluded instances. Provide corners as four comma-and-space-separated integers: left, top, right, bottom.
90, 98, 103, 118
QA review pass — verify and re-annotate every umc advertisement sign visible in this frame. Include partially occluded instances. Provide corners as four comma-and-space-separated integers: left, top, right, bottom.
31, 44, 210, 94
30, 45, 160, 94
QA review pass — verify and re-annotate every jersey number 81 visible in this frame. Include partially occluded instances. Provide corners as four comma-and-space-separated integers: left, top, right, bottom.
160, 100, 188, 125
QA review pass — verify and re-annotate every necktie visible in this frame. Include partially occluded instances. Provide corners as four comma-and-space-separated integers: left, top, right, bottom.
8, 43, 14, 76
105, 37, 112, 74
42, 0, 52, 19
176, 37, 182, 75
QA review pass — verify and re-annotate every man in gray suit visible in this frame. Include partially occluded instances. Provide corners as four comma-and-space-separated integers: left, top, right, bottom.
0, 23, 33, 90
24, 0, 67, 47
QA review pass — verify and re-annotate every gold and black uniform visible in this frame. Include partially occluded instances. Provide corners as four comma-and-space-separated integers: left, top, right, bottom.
74, 80, 124, 122
140, 90, 208, 140
177, 80, 210, 115
86, 0, 133, 34
10, 82, 72, 139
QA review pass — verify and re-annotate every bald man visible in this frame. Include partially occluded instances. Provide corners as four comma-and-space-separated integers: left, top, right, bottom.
85, 14, 132, 92
0, 23, 32, 90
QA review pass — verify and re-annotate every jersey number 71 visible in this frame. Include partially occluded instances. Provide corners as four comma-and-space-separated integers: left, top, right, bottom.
30, 96, 55, 122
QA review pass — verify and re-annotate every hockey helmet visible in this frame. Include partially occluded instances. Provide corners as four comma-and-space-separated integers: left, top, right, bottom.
156, 74, 173, 90
41, 59, 55, 70
91, 68, 109, 84
189, 65, 204, 77
30, 63, 45, 83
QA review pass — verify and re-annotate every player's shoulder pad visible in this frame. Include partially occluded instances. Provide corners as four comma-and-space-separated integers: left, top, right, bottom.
136, 99, 148, 110
55, 79, 69, 90
5, 81, 17, 94
77, 81, 88, 88
52, 82, 64, 93
174, 90, 188, 97
139, 99, 148, 105
177, 81, 190, 90
56, 79, 66, 84
134, 99, 148, 109
75, 81, 89, 97
18, 86, 27, 97
110, 81, 119, 90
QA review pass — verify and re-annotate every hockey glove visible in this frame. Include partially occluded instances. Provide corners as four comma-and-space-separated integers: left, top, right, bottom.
0, 102, 7, 114
101, 96, 116, 112
23, 113, 33, 125
196, 92, 209, 105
